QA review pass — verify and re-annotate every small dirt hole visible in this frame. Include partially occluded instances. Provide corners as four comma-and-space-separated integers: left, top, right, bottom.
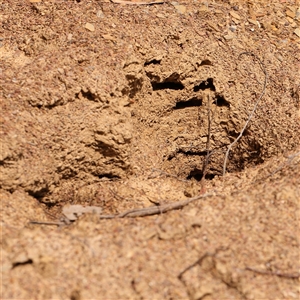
187, 169, 203, 181
174, 97, 202, 109
28, 187, 50, 201
199, 59, 212, 66
144, 59, 161, 66
194, 78, 215, 92
82, 90, 96, 101
187, 168, 216, 181
151, 81, 184, 91
97, 173, 120, 180
213, 94, 230, 107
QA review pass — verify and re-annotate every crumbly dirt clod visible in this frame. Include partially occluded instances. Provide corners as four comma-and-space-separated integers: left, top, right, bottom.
1, 1, 300, 299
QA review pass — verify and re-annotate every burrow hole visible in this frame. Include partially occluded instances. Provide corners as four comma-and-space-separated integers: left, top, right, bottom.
174, 97, 202, 109
194, 78, 215, 92
187, 168, 216, 181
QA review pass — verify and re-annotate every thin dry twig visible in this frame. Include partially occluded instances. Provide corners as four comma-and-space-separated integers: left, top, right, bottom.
223, 52, 268, 176
178, 252, 213, 281
29, 220, 66, 226
248, 150, 300, 186
263, 151, 300, 179
99, 192, 214, 219
178, 246, 228, 281
201, 91, 212, 183
246, 266, 300, 279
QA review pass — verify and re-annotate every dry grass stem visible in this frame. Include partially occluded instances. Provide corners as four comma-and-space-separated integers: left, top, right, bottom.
99, 193, 214, 219
246, 267, 300, 279
223, 52, 268, 176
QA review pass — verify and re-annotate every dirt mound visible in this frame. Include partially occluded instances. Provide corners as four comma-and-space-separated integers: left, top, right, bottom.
1, 1, 299, 299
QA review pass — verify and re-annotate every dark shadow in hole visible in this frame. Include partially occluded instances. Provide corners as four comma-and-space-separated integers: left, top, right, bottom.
151, 81, 184, 91
213, 94, 230, 107
194, 78, 215, 92
44, 202, 57, 209
97, 173, 121, 180
12, 259, 33, 269
187, 168, 216, 181
167, 149, 206, 161
81, 90, 96, 101
199, 59, 212, 66
178, 149, 207, 156
28, 187, 50, 201
144, 59, 161, 66
174, 97, 202, 109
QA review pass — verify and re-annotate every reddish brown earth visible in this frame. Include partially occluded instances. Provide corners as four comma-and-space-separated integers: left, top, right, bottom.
1, 0, 300, 299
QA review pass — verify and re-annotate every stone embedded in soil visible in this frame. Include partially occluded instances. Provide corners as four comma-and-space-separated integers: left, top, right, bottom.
85, 23, 95, 32
230, 11, 241, 20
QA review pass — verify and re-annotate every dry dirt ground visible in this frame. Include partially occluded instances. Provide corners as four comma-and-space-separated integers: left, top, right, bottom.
1, 0, 300, 299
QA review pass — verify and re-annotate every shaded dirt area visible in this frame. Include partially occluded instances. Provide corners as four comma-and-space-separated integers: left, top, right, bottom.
1, 0, 300, 299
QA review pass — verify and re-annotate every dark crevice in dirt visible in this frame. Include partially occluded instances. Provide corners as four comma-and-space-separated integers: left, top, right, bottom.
168, 149, 207, 160
174, 97, 203, 109
213, 94, 230, 107
97, 173, 121, 180
194, 78, 216, 92
144, 59, 161, 66
227, 129, 240, 139
27, 187, 50, 201
34, 102, 62, 109
178, 149, 207, 156
146, 72, 184, 91
81, 90, 96, 101
43, 201, 58, 209
151, 81, 184, 91
198, 59, 213, 66
187, 168, 216, 181
12, 259, 33, 269
75, 89, 98, 101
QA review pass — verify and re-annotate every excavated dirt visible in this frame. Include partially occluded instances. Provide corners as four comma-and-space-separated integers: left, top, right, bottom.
1, 0, 300, 299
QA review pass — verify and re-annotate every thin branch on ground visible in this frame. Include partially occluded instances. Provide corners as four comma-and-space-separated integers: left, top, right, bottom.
262, 150, 300, 181
178, 252, 213, 282
201, 91, 212, 183
246, 266, 300, 279
223, 52, 268, 176
178, 246, 228, 281
247, 150, 300, 187
29, 220, 66, 226
99, 192, 214, 219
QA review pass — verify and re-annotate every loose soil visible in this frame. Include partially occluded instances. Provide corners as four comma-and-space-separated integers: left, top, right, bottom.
1, 0, 300, 299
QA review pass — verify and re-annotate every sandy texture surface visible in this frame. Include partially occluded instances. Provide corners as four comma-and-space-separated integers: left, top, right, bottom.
1, 0, 300, 299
